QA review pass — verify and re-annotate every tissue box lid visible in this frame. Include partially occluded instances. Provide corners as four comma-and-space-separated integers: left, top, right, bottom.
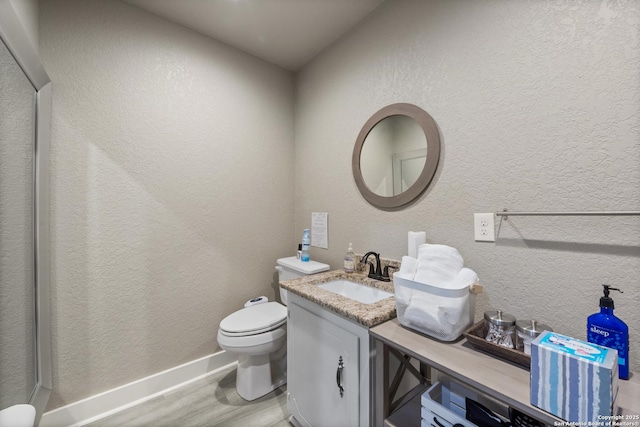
534, 331, 616, 365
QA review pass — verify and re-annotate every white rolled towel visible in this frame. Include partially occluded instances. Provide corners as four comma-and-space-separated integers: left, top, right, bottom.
453, 268, 478, 288
432, 267, 479, 290
399, 256, 418, 277
394, 259, 416, 305
433, 268, 475, 326
408, 231, 427, 258
393, 273, 414, 305
395, 287, 413, 305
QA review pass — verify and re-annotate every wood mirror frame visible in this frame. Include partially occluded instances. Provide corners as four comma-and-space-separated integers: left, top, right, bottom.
352, 103, 441, 209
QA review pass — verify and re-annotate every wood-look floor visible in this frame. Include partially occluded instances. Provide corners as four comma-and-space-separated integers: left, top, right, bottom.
86, 365, 290, 427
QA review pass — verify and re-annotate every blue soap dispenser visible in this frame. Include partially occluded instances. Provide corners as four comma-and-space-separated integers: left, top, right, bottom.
587, 285, 629, 380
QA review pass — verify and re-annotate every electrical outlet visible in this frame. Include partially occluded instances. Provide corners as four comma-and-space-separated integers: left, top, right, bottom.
474, 213, 495, 242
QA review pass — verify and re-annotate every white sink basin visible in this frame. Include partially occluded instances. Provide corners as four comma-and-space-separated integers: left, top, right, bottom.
317, 280, 393, 304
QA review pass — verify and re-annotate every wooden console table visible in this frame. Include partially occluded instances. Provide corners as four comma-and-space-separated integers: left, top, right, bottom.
370, 318, 640, 427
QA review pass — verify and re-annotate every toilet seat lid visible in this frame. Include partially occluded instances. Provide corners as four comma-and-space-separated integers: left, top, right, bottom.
220, 302, 287, 335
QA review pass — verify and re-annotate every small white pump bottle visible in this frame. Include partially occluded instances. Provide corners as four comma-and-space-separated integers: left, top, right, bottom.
344, 243, 355, 273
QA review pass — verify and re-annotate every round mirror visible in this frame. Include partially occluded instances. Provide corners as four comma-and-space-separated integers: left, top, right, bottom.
352, 103, 441, 209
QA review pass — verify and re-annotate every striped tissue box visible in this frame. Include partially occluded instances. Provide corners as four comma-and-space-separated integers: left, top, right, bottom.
530, 331, 619, 423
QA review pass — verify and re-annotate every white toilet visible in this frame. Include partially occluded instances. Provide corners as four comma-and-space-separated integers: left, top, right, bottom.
217, 256, 329, 401
0, 404, 36, 427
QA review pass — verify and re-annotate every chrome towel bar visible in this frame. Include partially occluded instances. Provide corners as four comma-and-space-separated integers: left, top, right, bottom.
497, 209, 640, 220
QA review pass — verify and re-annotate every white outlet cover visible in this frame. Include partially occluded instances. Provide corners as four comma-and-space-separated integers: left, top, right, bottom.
474, 213, 495, 242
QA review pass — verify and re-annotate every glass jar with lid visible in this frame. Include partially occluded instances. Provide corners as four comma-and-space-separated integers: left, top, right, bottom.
515, 320, 552, 355
484, 310, 516, 348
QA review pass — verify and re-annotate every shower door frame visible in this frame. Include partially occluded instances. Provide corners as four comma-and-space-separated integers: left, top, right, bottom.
0, 2, 53, 423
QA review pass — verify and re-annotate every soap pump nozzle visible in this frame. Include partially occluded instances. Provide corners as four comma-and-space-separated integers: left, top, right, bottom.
600, 284, 623, 309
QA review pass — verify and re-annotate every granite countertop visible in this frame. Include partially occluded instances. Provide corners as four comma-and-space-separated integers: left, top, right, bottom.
280, 270, 397, 328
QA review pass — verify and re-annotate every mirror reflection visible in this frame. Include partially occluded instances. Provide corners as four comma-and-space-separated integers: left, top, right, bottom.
360, 115, 427, 197
0, 38, 37, 408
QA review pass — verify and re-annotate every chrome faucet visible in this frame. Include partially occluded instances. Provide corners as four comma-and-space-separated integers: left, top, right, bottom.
361, 251, 396, 282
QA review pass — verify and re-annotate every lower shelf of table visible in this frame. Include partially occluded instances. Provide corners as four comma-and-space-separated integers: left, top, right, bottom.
384, 385, 426, 427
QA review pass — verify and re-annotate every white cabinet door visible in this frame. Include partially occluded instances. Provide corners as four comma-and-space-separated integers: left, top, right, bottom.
288, 302, 360, 427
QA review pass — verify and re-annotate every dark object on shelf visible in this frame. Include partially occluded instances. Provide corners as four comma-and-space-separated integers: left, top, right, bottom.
463, 320, 531, 369
466, 398, 510, 427
509, 407, 545, 427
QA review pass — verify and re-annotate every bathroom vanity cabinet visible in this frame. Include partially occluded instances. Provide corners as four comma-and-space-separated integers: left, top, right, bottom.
287, 292, 371, 427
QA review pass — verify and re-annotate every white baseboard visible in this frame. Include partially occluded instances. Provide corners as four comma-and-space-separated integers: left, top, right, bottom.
40, 351, 237, 427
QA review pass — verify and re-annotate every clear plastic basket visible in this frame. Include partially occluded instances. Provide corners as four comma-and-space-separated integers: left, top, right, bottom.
393, 272, 476, 341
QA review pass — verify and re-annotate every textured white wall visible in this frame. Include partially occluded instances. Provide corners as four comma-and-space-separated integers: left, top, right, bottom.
295, 0, 640, 372
39, 0, 295, 409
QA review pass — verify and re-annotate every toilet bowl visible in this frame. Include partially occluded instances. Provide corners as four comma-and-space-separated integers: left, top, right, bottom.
217, 302, 288, 401
0, 404, 35, 427
217, 257, 329, 401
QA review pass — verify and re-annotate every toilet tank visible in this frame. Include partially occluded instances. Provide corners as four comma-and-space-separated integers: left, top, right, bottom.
276, 256, 329, 305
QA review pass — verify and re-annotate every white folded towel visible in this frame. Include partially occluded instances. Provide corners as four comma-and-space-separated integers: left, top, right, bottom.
414, 244, 464, 286
405, 292, 468, 336
413, 269, 451, 287
417, 243, 463, 259
404, 298, 453, 335
439, 295, 468, 326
